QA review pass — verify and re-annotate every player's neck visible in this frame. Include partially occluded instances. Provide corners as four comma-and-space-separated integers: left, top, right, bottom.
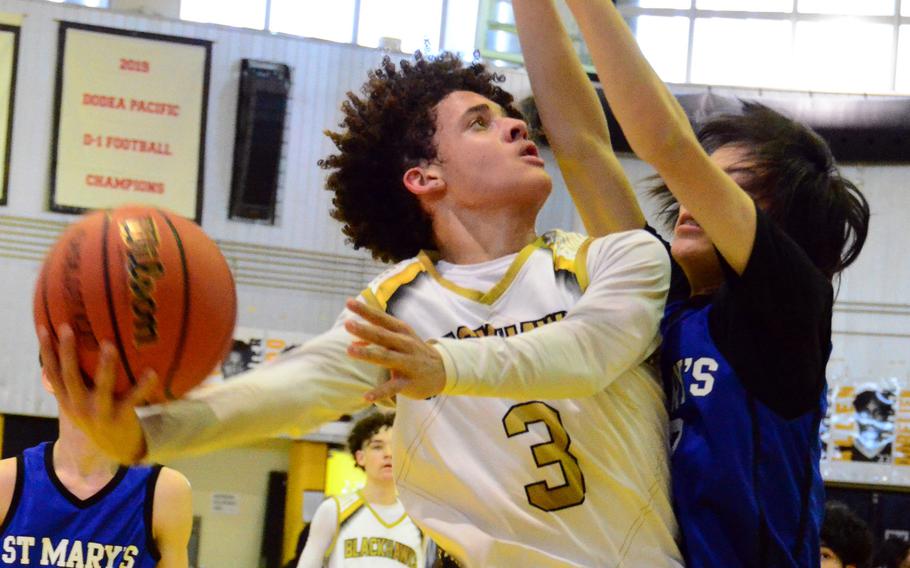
678, 256, 725, 298
54, 414, 120, 481
431, 207, 537, 264
361, 479, 397, 506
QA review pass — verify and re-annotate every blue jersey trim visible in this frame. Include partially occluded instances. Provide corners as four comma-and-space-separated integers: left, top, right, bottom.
144, 464, 163, 561
44, 441, 128, 509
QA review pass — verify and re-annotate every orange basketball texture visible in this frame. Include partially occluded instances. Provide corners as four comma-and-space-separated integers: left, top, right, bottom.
34, 206, 237, 401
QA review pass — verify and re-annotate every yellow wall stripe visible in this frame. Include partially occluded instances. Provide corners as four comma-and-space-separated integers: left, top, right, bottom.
283, 441, 328, 565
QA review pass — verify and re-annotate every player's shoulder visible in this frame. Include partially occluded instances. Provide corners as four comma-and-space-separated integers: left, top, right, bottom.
540, 229, 666, 290
0, 457, 19, 528
586, 228, 669, 265
153, 466, 192, 506
334, 491, 365, 518
0, 457, 17, 488
155, 466, 190, 493
538, 229, 594, 285
540, 229, 590, 257
361, 254, 429, 311
150, 466, 192, 536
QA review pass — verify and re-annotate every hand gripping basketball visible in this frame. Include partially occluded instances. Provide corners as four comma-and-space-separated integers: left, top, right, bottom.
39, 324, 150, 464
33, 206, 236, 402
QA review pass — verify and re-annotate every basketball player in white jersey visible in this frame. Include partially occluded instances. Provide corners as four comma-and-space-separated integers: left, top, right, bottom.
298, 412, 426, 568
40, 53, 682, 566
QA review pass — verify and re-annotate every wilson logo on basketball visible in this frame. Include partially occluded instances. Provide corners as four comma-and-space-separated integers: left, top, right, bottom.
119, 217, 165, 347
61, 228, 99, 350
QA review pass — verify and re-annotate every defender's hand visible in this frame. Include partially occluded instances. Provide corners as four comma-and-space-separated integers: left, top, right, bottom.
344, 299, 445, 402
38, 324, 154, 464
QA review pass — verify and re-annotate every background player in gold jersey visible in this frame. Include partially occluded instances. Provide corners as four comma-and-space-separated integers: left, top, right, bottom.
298, 411, 427, 568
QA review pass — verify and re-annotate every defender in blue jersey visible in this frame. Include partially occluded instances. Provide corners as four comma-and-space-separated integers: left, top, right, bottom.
0, 371, 193, 567
489, 1, 868, 566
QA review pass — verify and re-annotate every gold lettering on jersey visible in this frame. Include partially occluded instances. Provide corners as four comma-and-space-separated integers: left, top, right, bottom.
119, 216, 165, 347
0, 535, 137, 567
503, 401, 587, 512
343, 537, 417, 568
443, 311, 566, 340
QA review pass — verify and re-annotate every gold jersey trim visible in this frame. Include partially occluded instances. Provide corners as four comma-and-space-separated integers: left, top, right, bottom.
418, 237, 545, 305
540, 230, 593, 292
360, 260, 426, 312
325, 493, 366, 559
360, 231, 591, 311
574, 237, 593, 292
359, 490, 410, 529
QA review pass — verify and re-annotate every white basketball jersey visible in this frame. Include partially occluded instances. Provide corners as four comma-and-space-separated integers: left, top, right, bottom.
361, 230, 682, 568
326, 492, 425, 568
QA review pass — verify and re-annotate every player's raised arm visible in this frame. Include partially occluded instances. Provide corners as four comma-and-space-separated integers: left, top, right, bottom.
566, 0, 757, 273
511, 0, 643, 236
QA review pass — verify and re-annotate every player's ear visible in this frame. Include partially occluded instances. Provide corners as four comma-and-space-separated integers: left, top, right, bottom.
354, 449, 366, 468
403, 164, 445, 198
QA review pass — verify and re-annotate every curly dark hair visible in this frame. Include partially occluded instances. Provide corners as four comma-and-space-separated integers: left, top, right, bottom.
347, 411, 395, 469
820, 501, 874, 568
649, 102, 869, 279
319, 52, 523, 263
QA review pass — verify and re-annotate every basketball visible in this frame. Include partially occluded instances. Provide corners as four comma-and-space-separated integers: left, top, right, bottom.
34, 205, 237, 402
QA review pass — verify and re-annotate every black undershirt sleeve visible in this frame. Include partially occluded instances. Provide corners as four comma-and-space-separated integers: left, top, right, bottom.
643, 225, 690, 303
708, 208, 833, 419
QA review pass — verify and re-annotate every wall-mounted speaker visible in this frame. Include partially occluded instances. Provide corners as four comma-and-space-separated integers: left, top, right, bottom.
229, 59, 291, 223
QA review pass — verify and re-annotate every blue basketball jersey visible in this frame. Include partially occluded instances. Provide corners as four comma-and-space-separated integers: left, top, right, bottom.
0, 442, 161, 567
661, 300, 825, 568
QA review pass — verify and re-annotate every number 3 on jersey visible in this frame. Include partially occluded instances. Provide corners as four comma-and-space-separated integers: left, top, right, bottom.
502, 401, 587, 512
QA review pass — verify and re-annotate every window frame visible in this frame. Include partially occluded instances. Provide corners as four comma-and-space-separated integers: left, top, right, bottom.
476, 0, 910, 93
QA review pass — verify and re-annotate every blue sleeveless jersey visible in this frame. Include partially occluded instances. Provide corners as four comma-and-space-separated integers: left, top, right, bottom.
0, 442, 161, 567
661, 300, 825, 568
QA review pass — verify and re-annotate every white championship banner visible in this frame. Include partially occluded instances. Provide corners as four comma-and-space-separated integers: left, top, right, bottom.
50, 22, 211, 220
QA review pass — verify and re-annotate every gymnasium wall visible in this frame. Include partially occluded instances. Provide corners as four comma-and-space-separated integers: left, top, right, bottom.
0, 0, 904, 479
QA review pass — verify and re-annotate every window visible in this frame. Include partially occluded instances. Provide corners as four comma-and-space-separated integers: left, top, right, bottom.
797, 0, 895, 16
635, 16, 690, 84
356, 0, 444, 53
46, 0, 109, 6
691, 18, 792, 88
793, 20, 894, 93
268, 0, 356, 43
478, 0, 910, 94
897, 25, 910, 91
443, 0, 483, 56
619, 0, 691, 8
696, 0, 792, 11
178, 0, 479, 59
180, 0, 266, 30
